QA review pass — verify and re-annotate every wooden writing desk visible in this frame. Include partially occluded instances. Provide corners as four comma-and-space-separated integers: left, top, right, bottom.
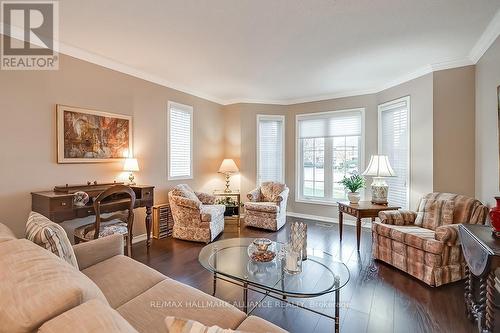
338, 201, 400, 251
31, 182, 155, 247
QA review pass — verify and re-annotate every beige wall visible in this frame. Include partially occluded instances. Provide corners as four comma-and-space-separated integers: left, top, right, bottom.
476, 36, 500, 207
377, 73, 434, 209
0, 42, 225, 237
433, 66, 476, 197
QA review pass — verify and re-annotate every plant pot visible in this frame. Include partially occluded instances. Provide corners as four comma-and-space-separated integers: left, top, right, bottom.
348, 192, 361, 204
489, 197, 500, 237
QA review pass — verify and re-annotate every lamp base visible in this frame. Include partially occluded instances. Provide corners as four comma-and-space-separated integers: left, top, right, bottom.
224, 174, 231, 193
370, 177, 388, 205
128, 172, 136, 185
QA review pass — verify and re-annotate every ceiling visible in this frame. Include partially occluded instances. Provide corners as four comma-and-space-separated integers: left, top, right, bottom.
21, 1, 500, 104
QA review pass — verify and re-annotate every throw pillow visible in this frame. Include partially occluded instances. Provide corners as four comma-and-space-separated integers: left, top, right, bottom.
164, 317, 248, 333
260, 182, 286, 202
414, 199, 454, 230
26, 211, 79, 269
172, 184, 202, 206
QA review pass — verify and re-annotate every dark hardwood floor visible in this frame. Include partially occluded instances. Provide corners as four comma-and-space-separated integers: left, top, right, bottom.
132, 217, 477, 333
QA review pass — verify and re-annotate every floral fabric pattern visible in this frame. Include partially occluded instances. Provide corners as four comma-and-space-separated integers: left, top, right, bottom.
373, 192, 488, 287
168, 185, 225, 243
244, 183, 289, 231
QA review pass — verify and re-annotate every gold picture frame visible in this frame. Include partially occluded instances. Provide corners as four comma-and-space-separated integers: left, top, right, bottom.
56, 104, 133, 163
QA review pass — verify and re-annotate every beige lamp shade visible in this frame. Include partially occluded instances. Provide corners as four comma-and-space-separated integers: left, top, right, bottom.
218, 159, 239, 174
362, 155, 396, 177
123, 158, 140, 172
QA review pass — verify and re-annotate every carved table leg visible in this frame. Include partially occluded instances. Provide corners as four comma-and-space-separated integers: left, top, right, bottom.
145, 205, 152, 248
465, 265, 473, 320
338, 210, 343, 242
478, 275, 487, 332
485, 271, 495, 333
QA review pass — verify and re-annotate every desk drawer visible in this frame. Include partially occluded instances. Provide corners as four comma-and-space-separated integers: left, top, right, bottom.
50, 197, 73, 212
141, 188, 153, 201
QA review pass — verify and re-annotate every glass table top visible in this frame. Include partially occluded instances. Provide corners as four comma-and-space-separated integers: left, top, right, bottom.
198, 238, 350, 297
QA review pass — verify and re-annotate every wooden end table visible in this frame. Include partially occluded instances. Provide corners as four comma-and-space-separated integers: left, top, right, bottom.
337, 201, 400, 251
459, 224, 500, 333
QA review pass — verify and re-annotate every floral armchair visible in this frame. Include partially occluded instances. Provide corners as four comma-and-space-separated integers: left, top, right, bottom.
244, 182, 289, 231
372, 192, 489, 287
168, 184, 225, 243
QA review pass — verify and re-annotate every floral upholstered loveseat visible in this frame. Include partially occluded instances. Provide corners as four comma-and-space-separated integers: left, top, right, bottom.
373, 192, 489, 287
168, 184, 225, 243
244, 182, 289, 231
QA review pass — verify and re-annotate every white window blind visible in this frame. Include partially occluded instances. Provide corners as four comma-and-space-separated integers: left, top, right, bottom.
297, 109, 364, 203
257, 115, 284, 184
379, 97, 410, 208
168, 102, 193, 180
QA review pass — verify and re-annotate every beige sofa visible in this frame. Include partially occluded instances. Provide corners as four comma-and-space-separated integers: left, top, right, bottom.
0, 223, 286, 333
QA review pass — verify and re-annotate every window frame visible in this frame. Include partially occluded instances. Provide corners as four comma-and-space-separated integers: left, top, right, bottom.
295, 108, 365, 206
377, 96, 411, 209
256, 114, 285, 185
167, 101, 194, 181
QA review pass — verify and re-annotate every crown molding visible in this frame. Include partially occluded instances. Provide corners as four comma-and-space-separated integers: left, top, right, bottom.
469, 8, 500, 64
2, 6, 500, 106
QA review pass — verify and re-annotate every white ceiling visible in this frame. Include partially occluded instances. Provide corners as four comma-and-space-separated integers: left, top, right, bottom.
28, 1, 500, 104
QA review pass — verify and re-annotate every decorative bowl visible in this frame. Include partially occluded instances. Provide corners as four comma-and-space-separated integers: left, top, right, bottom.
248, 239, 276, 263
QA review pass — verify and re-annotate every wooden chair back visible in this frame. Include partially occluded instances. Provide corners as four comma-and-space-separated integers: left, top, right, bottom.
93, 185, 136, 240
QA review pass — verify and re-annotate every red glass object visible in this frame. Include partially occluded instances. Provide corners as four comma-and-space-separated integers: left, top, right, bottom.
489, 197, 500, 238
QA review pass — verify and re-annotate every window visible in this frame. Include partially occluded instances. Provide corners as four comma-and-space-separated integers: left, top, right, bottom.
257, 115, 285, 184
168, 101, 193, 180
296, 109, 364, 203
378, 96, 410, 208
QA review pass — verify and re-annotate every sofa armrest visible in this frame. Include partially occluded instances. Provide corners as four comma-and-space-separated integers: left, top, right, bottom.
170, 195, 201, 210
195, 192, 216, 205
378, 210, 417, 225
276, 188, 289, 204
72, 234, 124, 270
247, 188, 261, 202
435, 224, 460, 246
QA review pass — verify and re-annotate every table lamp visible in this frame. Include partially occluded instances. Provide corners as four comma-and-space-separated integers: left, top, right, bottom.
362, 155, 396, 205
218, 159, 239, 193
123, 158, 140, 185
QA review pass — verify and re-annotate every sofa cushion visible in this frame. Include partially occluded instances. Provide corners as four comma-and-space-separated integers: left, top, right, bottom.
0, 239, 108, 333
372, 222, 443, 255
117, 279, 246, 333
82, 255, 166, 308
26, 211, 79, 269
236, 316, 287, 333
0, 222, 16, 242
260, 182, 286, 202
39, 299, 138, 333
171, 184, 202, 206
244, 202, 279, 213
414, 199, 454, 230
200, 204, 226, 222
164, 317, 248, 333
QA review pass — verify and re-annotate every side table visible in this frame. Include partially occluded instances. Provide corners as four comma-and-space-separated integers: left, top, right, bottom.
459, 224, 500, 333
337, 201, 400, 251
213, 190, 241, 228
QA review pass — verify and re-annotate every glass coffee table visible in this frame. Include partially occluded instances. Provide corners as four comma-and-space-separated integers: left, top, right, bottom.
198, 238, 350, 332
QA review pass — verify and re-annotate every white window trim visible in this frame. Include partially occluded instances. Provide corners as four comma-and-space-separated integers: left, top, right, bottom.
256, 114, 285, 185
377, 96, 411, 208
295, 108, 365, 205
167, 101, 194, 181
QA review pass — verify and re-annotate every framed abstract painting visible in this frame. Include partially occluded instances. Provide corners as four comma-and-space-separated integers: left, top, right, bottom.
56, 105, 132, 163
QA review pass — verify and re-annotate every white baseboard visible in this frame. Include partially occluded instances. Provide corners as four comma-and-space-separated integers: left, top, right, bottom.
132, 233, 148, 244
286, 211, 372, 228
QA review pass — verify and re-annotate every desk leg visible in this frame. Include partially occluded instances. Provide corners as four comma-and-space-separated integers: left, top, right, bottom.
145, 205, 152, 248
356, 217, 361, 251
339, 211, 343, 242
